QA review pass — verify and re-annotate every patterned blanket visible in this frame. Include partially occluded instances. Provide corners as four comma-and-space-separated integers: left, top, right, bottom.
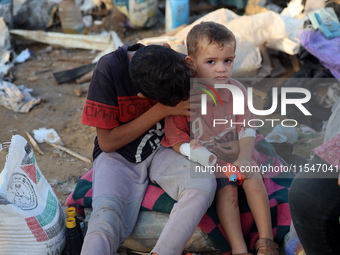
66, 134, 294, 254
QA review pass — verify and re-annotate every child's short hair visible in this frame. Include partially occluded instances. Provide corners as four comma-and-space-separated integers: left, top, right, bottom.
129, 45, 193, 106
186, 21, 236, 58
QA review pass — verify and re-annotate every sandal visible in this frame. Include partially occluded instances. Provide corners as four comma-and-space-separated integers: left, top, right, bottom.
255, 238, 279, 255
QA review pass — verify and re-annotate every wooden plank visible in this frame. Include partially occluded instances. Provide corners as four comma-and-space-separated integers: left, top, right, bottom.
57, 57, 92, 64
10, 30, 114, 51
53, 63, 96, 84
26, 132, 44, 155
76, 70, 94, 84
47, 142, 92, 164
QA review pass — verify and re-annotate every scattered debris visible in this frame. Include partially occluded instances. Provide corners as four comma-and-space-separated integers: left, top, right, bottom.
25, 131, 44, 155
33, 127, 63, 145
300, 124, 316, 134
0, 80, 42, 113
73, 88, 85, 97
47, 142, 92, 164
57, 57, 92, 64
0, 18, 14, 78
53, 63, 96, 84
76, 70, 93, 84
15, 48, 31, 63
265, 124, 299, 144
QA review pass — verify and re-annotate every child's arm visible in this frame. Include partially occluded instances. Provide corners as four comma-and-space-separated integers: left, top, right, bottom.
97, 101, 190, 153
163, 115, 216, 166
177, 139, 217, 166
172, 142, 185, 154
169, 136, 217, 167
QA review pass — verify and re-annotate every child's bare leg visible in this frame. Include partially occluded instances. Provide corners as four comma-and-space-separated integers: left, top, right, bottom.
216, 184, 248, 254
242, 174, 273, 240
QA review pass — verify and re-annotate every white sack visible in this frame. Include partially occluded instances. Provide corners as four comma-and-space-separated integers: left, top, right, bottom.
0, 135, 66, 255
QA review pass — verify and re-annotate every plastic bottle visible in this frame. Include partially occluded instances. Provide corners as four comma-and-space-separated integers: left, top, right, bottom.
66, 217, 83, 255
165, 0, 189, 32
58, 0, 85, 34
66, 207, 83, 242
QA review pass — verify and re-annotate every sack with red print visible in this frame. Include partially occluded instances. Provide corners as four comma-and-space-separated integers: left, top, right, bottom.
0, 135, 66, 255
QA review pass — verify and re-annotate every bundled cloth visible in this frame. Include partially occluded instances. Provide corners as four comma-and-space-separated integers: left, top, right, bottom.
299, 29, 340, 81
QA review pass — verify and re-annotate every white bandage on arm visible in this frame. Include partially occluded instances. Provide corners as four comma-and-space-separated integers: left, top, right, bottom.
238, 128, 256, 140
179, 143, 217, 166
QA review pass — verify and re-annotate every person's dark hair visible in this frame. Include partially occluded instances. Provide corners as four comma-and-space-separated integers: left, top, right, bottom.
186, 21, 236, 58
129, 45, 193, 107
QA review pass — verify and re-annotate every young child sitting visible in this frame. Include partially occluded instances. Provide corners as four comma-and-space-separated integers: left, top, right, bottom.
176, 21, 279, 255
132, 22, 279, 255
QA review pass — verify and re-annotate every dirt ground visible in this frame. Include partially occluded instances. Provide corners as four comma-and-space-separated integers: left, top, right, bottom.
0, 8, 326, 215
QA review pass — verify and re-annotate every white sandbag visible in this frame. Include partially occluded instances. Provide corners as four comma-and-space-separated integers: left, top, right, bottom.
233, 41, 262, 77
0, 135, 66, 255
138, 36, 188, 54
229, 11, 286, 47
266, 0, 306, 55
122, 211, 217, 252
176, 9, 286, 49
174, 8, 240, 40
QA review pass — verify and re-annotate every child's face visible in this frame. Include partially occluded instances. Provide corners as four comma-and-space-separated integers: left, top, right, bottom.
188, 40, 235, 84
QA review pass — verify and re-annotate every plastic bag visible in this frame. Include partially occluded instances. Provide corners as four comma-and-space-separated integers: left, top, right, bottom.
284, 221, 306, 255
0, 135, 66, 255
113, 0, 158, 28
0, 80, 42, 113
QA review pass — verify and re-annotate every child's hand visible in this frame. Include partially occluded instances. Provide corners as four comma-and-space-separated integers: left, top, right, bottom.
232, 158, 252, 171
211, 140, 240, 162
159, 100, 191, 117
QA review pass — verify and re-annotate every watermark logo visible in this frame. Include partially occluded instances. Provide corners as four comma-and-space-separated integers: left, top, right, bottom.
197, 82, 222, 115
200, 84, 311, 116
196, 80, 313, 128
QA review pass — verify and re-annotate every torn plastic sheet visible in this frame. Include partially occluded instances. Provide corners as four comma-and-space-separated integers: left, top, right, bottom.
32, 127, 63, 145
12, 0, 61, 29
15, 49, 31, 63
0, 80, 42, 113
